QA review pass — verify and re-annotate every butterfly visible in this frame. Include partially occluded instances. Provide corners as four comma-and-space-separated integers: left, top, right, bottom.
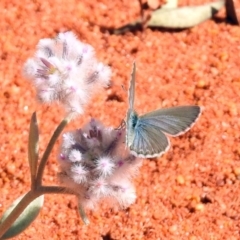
125, 62, 202, 158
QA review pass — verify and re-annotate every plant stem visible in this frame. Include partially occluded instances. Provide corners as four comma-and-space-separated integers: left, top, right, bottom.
78, 204, 90, 225
0, 191, 40, 239
0, 186, 74, 239
38, 186, 74, 195
36, 117, 70, 186
0, 116, 72, 238
28, 112, 39, 190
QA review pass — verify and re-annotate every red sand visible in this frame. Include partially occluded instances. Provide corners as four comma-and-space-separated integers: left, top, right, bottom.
1, 0, 240, 239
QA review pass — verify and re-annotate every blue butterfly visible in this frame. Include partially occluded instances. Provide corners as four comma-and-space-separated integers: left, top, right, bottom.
126, 62, 202, 158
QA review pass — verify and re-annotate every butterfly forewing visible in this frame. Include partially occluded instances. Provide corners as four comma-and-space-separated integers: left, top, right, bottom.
140, 106, 201, 136
128, 62, 136, 110
126, 62, 137, 146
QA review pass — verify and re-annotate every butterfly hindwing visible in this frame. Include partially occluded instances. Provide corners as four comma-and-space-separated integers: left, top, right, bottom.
141, 106, 201, 136
130, 118, 170, 158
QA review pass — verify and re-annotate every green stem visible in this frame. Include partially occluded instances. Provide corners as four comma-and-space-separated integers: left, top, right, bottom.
0, 115, 73, 238
38, 186, 74, 195
28, 112, 39, 190
78, 204, 90, 225
0, 186, 74, 239
36, 117, 70, 186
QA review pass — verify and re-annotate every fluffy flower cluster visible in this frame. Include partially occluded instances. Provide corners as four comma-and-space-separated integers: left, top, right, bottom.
23, 31, 111, 117
58, 119, 143, 209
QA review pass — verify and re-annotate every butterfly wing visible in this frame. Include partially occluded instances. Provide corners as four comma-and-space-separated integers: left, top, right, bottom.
129, 120, 170, 158
128, 62, 136, 110
126, 62, 137, 146
140, 106, 201, 136
126, 63, 201, 158
129, 106, 201, 158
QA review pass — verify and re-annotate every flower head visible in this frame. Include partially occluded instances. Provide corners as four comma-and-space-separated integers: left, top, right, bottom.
58, 119, 143, 209
23, 31, 111, 117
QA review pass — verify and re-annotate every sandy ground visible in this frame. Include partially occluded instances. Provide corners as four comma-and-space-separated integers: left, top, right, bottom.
0, 0, 240, 239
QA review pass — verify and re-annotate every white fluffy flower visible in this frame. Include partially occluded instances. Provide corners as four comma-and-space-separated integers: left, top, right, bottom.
88, 178, 110, 198
95, 156, 115, 177
58, 119, 143, 210
23, 31, 111, 117
68, 149, 82, 162
109, 180, 137, 208
69, 164, 88, 184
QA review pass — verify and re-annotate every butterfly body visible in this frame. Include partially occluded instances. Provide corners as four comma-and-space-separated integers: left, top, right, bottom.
126, 109, 139, 146
125, 63, 202, 158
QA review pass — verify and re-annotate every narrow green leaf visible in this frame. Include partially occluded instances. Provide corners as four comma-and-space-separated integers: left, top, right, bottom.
147, 0, 224, 29
0, 194, 44, 239
28, 112, 39, 185
36, 116, 70, 186
78, 204, 89, 225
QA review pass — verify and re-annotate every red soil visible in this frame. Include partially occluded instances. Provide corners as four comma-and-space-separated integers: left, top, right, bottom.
1, 0, 240, 239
